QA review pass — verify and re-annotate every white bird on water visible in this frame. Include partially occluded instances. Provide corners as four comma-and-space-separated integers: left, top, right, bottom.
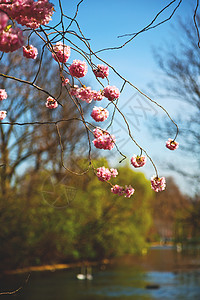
76, 266, 93, 280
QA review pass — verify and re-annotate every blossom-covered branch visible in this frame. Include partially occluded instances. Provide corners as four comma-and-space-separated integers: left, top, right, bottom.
0, 0, 183, 197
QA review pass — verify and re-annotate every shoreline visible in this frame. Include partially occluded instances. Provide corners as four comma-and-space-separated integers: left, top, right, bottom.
4, 243, 175, 275
4, 259, 110, 275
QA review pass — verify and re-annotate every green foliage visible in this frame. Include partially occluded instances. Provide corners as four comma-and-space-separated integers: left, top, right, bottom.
0, 160, 154, 270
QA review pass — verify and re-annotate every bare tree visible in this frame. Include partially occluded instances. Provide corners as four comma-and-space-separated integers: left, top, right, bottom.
0, 49, 88, 197
151, 18, 200, 192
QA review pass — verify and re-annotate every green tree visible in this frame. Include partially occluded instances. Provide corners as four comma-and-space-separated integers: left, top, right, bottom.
0, 160, 154, 270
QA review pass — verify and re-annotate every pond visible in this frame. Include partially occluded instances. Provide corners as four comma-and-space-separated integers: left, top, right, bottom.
1, 247, 200, 299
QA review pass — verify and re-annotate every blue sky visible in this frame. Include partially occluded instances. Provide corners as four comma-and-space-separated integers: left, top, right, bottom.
49, 0, 196, 195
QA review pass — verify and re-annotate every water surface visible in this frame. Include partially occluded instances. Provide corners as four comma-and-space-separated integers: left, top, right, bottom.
1, 248, 200, 299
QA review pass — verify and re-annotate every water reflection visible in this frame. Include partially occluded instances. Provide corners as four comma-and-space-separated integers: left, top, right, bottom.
1, 248, 200, 300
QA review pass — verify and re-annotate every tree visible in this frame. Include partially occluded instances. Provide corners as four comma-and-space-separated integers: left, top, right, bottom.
150, 177, 189, 241
175, 195, 200, 245
0, 160, 154, 270
152, 18, 200, 193
0, 0, 189, 198
0, 49, 89, 197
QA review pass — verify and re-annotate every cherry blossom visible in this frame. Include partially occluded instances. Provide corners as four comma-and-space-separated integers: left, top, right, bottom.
70, 85, 79, 97
0, 26, 24, 52
0, 0, 54, 29
93, 127, 104, 138
110, 168, 118, 177
103, 85, 120, 101
52, 42, 70, 63
131, 154, 147, 168
91, 106, 109, 122
0, 110, 7, 120
96, 166, 118, 182
93, 64, 109, 79
76, 86, 93, 103
151, 176, 166, 192
68, 60, 88, 78
0, 89, 7, 101
93, 90, 104, 101
23, 45, 38, 59
45, 96, 58, 109
96, 167, 111, 182
111, 184, 135, 198
124, 185, 135, 198
111, 185, 125, 196
62, 78, 70, 86
166, 138, 179, 150
93, 128, 115, 150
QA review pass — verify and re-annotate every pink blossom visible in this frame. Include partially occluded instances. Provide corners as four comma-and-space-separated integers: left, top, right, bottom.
124, 185, 135, 198
93, 128, 115, 150
1, 0, 54, 29
0, 26, 24, 52
166, 138, 179, 150
70, 85, 79, 97
0, 89, 7, 101
111, 184, 135, 198
110, 168, 118, 177
23, 45, 38, 59
103, 85, 120, 101
76, 86, 93, 103
96, 167, 111, 182
93, 64, 109, 79
91, 106, 109, 122
0, 12, 9, 31
96, 166, 118, 181
62, 78, 70, 86
0, 110, 7, 120
52, 42, 70, 63
151, 176, 166, 192
93, 90, 104, 101
45, 96, 58, 109
111, 185, 125, 196
93, 127, 104, 138
69, 60, 88, 78
131, 154, 147, 168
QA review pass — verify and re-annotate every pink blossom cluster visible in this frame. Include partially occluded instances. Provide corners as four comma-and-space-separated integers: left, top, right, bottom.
93, 90, 104, 101
52, 42, 70, 63
69, 60, 88, 78
76, 87, 94, 103
151, 176, 166, 192
45, 96, 58, 109
103, 85, 120, 101
166, 138, 179, 150
131, 154, 147, 168
91, 106, 109, 122
93, 64, 109, 79
23, 45, 38, 59
96, 166, 118, 182
0, 0, 54, 29
70, 85, 79, 97
0, 25, 24, 52
0, 111, 7, 120
111, 184, 135, 198
93, 128, 115, 150
0, 89, 7, 101
70, 86, 104, 103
